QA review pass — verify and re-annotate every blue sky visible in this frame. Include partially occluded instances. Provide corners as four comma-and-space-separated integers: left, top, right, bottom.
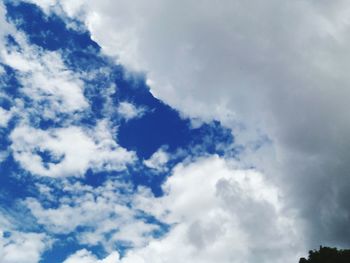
1, 1, 350, 263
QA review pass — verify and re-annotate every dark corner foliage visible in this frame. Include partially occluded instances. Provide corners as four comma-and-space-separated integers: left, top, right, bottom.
299, 246, 350, 263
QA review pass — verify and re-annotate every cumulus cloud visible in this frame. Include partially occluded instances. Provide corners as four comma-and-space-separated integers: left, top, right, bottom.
10, 120, 135, 177
0, 210, 49, 263
0, 230, 49, 263
134, 156, 305, 263
64, 156, 305, 263
143, 147, 169, 172
28, 0, 350, 248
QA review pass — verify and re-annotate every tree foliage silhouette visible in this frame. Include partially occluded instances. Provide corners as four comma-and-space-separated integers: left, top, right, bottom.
299, 246, 350, 263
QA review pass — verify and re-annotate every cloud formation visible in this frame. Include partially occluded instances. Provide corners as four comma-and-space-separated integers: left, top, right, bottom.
10, 121, 135, 177
2, 0, 350, 262
26, 179, 161, 250
64, 156, 304, 263
63, 249, 119, 263
32, 0, 350, 248
1, 33, 88, 118
143, 147, 169, 172
0, 230, 49, 263
117, 101, 145, 121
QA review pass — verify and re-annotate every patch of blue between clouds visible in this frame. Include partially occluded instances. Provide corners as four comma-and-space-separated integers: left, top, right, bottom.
0, 1, 236, 262
40, 232, 103, 263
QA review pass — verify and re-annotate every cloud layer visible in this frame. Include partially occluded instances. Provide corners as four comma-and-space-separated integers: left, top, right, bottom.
64, 156, 304, 263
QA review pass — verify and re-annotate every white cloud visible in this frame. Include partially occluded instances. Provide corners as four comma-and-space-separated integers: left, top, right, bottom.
143, 148, 169, 172
10, 121, 135, 177
0, 210, 49, 263
130, 156, 305, 263
1, 36, 88, 118
0, 107, 12, 128
28, 0, 350, 247
26, 179, 162, 251
0, 230, 49, 263
64, 156, 305, 263
117, 101, 145, 121
0, 2, 14, 49
63, 249, 120, 263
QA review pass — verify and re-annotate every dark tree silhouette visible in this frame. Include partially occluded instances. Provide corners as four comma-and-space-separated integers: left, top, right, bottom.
299, 246, 350, 263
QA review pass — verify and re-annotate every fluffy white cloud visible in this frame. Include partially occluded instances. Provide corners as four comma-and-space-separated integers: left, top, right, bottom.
0, 210, 49, 263
117, 101, 145, 121
10, 121, 135, 177
63, 156, 304, 263
125, 156, 305, 263
1, 35, 88, 118
0, 107, 12, 128
0, 230, 49, 263
28, 0, 350, 247
143, 147, 169, 172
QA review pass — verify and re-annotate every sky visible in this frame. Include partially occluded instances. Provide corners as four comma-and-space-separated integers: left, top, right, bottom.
0, 0, 350, 262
